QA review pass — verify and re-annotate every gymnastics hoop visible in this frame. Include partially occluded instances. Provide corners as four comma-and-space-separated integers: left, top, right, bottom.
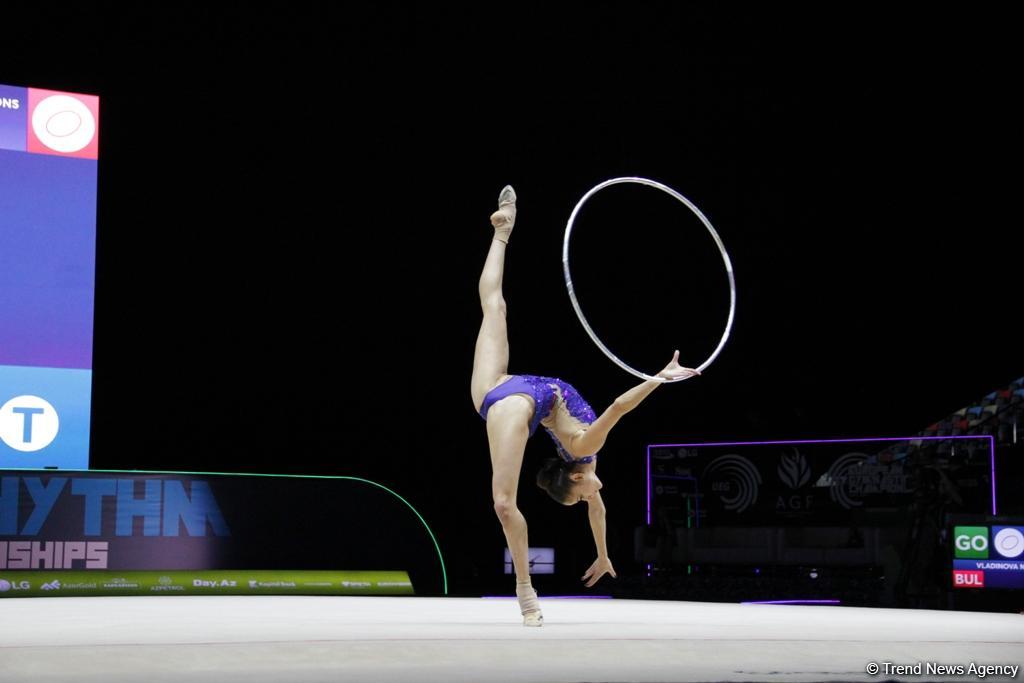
562, 176, 736, 383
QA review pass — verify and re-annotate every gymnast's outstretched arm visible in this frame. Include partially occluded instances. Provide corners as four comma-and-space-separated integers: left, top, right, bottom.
571, 350, 699, 456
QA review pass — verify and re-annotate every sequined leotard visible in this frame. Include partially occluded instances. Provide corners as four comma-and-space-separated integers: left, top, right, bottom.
478, 374, 597, 464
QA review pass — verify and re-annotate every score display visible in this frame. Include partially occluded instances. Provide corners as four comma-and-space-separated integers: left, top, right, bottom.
951, 524, 1024, 590
0, 83, 99, 469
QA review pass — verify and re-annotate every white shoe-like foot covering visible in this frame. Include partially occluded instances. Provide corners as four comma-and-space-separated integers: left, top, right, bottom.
490, 185, 517, 244
516, 580, 543, 627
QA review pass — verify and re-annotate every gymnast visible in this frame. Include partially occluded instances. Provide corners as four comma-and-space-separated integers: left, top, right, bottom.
470, 185, 699, 626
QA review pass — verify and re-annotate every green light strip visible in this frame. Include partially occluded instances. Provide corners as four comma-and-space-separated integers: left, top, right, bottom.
1, 467, 448, 595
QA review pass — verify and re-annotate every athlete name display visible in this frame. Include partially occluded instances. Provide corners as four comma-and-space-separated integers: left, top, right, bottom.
951, 522, 1024, 590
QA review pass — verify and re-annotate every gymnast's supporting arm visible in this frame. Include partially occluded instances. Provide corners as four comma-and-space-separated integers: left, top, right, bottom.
582, 490, 616, 587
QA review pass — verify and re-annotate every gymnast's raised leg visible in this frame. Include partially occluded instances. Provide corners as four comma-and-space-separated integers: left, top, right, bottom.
469, 187, 543, 626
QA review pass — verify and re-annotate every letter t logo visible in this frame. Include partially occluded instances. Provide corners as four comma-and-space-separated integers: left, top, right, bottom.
0, 396, 60, 452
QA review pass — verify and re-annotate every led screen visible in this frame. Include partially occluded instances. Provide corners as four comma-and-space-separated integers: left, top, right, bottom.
0, 83, 98, 469
952, 524, 1024, 590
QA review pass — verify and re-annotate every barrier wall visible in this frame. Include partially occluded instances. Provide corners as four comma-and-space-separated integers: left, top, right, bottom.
0, 469, 446, 596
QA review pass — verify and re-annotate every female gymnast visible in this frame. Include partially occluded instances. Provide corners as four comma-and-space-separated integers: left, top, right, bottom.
470, 185, 699, 626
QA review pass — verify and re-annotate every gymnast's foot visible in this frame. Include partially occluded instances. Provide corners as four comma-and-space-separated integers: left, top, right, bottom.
490, 185, 517, 244
516, 579, 543, 627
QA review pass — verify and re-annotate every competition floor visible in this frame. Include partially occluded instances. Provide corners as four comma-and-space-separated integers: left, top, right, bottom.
0, 595, 1021, 682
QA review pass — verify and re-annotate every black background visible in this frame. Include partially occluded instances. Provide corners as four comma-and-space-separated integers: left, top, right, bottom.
4, 3, 1019, 594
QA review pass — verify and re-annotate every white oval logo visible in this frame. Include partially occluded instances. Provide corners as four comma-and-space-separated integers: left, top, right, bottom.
0, 395, 60, 452
994, 528, 1024, 559
46, 110, 83, 138
32, 95, 96, 153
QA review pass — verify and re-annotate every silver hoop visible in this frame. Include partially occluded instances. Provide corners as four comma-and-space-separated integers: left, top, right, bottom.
562, 176, 736, 382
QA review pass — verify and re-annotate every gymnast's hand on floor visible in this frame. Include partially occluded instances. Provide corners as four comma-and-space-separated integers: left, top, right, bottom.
582, 556, 617, 588
656, 350, 701, 381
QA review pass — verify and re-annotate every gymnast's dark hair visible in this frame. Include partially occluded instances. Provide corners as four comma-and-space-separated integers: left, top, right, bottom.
536, 457, 576, 504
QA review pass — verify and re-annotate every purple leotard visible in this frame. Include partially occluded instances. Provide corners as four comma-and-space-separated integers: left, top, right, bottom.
478, 374, 597, 464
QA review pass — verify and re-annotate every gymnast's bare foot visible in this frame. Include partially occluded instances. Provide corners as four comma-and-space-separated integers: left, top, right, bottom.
490, 185, 517, 244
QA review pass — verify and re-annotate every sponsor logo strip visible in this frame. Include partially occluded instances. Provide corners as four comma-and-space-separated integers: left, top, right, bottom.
0, 570, 414, 597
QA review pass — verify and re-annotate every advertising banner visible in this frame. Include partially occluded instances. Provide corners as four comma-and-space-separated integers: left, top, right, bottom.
648, 437, 994, 526
0, 470, 446, 595
0, 569, 413, 597
1, 82, 100, 470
